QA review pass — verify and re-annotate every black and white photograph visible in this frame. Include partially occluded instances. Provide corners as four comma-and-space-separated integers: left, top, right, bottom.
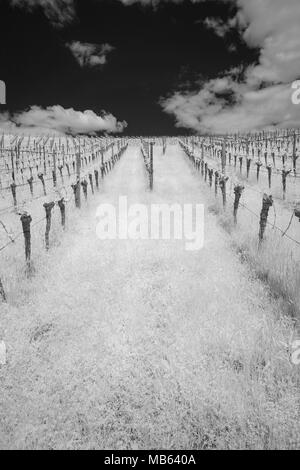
0, 0, 300, 453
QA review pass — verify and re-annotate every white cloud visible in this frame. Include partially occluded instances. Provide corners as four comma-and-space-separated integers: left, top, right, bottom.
162, 0, 300, 133
203, 17, 236, 38
237, 0, 300, 85
0, 105, 127, 135
8, 0, 204, 25
9, 0, 300, 133
67, 42, 115, 68
9, 0, 76, 27
118, 0, 180, 5
162, 80, 300, 133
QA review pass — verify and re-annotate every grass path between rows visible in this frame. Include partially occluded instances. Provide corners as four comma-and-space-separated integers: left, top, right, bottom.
0, 145, 299, 450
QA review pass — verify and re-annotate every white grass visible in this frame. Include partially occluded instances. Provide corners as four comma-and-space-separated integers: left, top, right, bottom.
0, 145, 299, 450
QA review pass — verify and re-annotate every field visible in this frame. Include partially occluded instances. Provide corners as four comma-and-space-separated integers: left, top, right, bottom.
0, 133, 300, 450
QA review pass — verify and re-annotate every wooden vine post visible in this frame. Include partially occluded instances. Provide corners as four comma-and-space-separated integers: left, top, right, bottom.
0, 277, 6, 303
208, 169, 214, 188
10, 182, 17, 207
52, 152, 57, 188
267, 165, 272, 189
94, 170, 99, 190
43, 147, 47, 175
89, 173, 94, 194
282, 169, 292, 200
256, 161, 262, 181
149, 142, 154, 191
11, 148, 15, 183
239, 156, 243, 174
214, 171, 219, 197
101, 149, 105, 179
81, 180, 88, 201
272, 152, 276, 167
58, 199, 66, 230
233, 184, 244, 225
163, 138, 167, 155
219, 176, 229, 209
43, 202, 55, 250
20, 213, 32, 267
204, 163, 208, 182
38, 173, 47, 196
292, 132, 298, 174
58, 165, 64, 182
75, 151, 81, 208
246, 158, 251, 179
259, 194, 273, 244
221, 139, 226, 174
27, 177, 34, 196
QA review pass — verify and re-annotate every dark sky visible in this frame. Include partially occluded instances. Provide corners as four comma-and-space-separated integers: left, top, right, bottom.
0, 0, 256, 135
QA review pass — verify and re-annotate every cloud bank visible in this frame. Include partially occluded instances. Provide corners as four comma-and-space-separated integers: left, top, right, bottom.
0, 105, 127, 135
161, 0, 300, 133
